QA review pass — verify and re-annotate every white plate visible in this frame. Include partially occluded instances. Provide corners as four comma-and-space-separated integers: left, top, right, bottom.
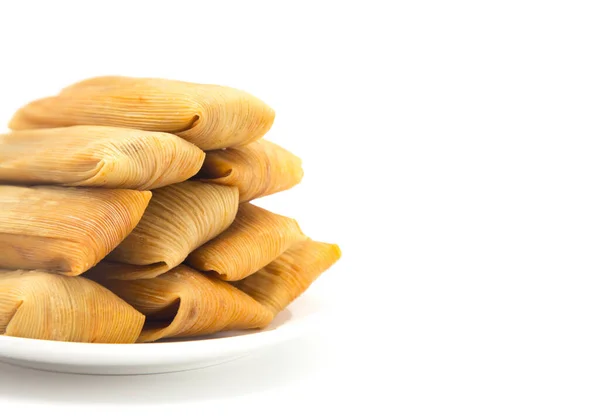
0, 296, 326, 375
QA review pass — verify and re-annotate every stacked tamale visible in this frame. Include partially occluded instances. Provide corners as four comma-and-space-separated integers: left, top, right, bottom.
0, 76, 341, 343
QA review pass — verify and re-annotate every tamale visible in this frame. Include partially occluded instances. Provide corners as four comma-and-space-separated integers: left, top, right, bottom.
186, 203, 305, 281
9, 76, 275, 150
234, 240, 341, 314
0, 126, 205, 190
88, 182, 239, 280
0, 270, 144, 343
102, 266, 273, 342
196, 139, 303, 202
0, 186, 151, 275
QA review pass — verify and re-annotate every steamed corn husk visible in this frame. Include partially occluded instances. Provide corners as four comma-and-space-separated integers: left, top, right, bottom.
186, 203, 306, 281
101, 265, 273, 342
235, 240, 341, 314
196, 139, 303, 202
9, 76, 275, 150
87, 182, 239, 280
0, 185, 151, 275
0, 270, 144, 343
0, 126, 205, 190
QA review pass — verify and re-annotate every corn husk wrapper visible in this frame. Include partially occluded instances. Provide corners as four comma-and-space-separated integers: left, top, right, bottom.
102, 265, 273, 342
0, 126, 205, 190
186, 203, 305, 281
0, 270, 144, 343
0, 186, 151, 275
197, 139, 303, 202
235, 240, 341, 314
9, 76, 275, 150
88, 182, 239, 280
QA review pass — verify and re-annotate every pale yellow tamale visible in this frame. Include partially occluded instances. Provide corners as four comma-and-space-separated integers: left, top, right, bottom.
0, 126, 205, 190
186, 203, 306, 281
0, 270, 144, 343
235, 240, 341, 314
9, 76, 275, 150
86, 182, 239, 280
196, 139, 303, 202
0, 186, 151, 275
101, 266, 273, 342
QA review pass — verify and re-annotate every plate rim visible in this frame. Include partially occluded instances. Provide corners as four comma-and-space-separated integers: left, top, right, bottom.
0, 304, 323, 367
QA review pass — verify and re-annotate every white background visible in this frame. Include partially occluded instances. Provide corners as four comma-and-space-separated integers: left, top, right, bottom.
1, 0, 600, 416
